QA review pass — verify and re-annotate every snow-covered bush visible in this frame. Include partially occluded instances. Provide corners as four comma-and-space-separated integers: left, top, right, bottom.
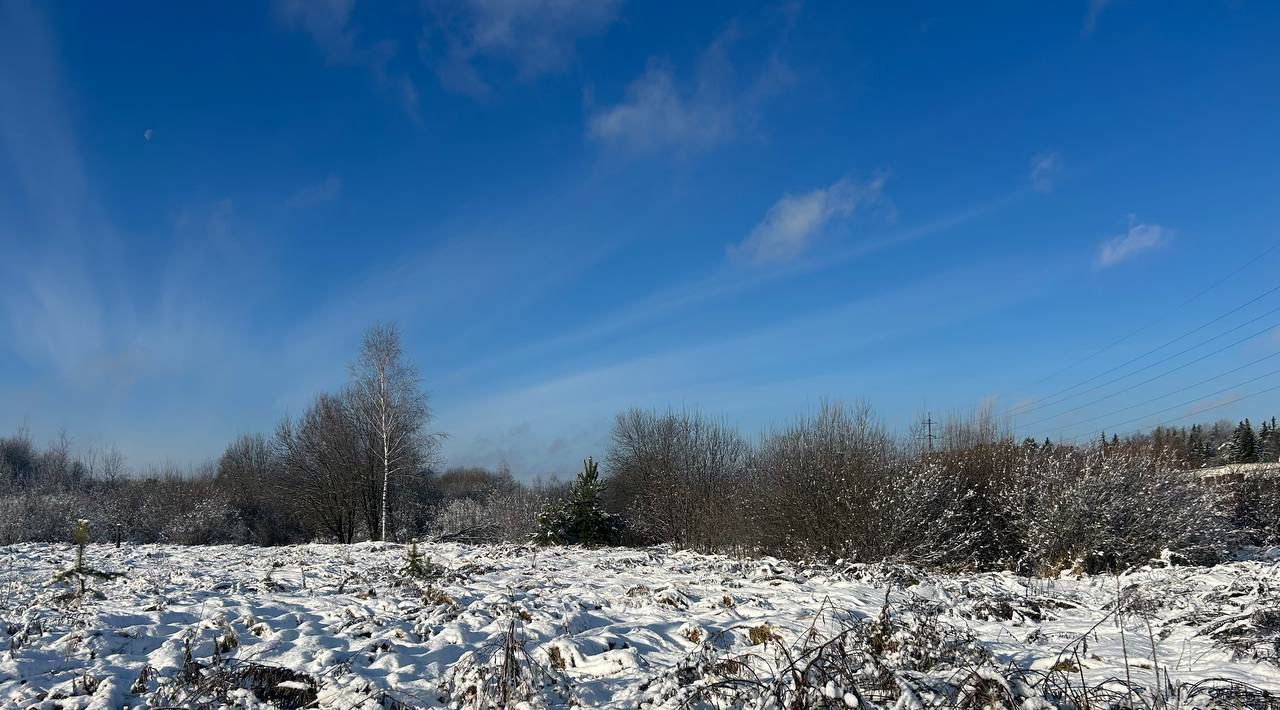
435, 497, 495, 539
1220, 468, 1280, 546
0, 491, 109, 544
431, 475, 563, 542
1005, 445, 1228, 573
159, 495, 243, 545
746, 402, 899, 561
880, 441, 1027, 570
602, 403, 1235, 572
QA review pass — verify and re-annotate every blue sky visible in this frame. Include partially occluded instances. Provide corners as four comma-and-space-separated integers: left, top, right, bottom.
2, 0, 1280, 476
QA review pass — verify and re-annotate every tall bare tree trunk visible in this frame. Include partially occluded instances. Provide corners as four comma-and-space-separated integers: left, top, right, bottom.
381, 381, 390, 541
351, 322, 435, 542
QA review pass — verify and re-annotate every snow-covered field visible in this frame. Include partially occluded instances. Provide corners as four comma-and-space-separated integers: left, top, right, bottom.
1, 542, 1278, 708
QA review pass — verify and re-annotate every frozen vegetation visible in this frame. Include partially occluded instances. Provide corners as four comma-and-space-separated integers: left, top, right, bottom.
1, 542, 1279, 708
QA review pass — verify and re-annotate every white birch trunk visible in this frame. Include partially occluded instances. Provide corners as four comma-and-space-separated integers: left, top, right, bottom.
380, 367, 390, 541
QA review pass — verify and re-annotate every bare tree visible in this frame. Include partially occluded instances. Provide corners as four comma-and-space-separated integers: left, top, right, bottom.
607, 409, 750, 552
275, 394, 364, 543
44, 428, 74, 486
81, 445, 99, 480
101, 446, 127, 484
349, 323, 436, 540
216, 433, 300, 544
751, 401, 896, 560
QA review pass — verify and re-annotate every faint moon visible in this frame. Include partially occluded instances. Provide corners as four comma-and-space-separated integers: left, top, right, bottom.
144, 128, 153, 142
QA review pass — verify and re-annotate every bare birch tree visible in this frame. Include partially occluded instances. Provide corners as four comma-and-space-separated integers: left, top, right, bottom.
349, 322, 434, 541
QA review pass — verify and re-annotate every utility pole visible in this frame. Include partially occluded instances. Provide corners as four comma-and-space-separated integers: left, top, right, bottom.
920, 412, 936, 452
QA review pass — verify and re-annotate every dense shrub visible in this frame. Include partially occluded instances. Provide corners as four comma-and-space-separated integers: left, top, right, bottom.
1223, 469, 1280, 546
748, 402, 897, 560
606, 409, 749, 550
1005, 447, 1228, 573
605, 403, 1254, 573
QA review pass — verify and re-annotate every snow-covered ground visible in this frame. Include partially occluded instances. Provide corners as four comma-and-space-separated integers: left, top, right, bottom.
1, 542, 1278, 708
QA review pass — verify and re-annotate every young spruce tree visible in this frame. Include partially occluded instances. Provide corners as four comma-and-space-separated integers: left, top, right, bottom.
1228, 419, 1259, 464
535, 458, 621, 546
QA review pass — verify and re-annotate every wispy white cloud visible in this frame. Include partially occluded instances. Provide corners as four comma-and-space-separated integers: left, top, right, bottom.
1183, 392, 1243, 420
272, 0, 356, 62
1030, 151, 1061, 192
1096, 221, 1167, 268
586, 27, 792, 152
398, 77, 422, 122
285, 174, 343, 210
272, 0, 422, 120
425, 0, 622, 98
277, 0, 622, 109
1084, 0, 1112, 35
587, 60, 725, 150
435, 187, 1025, 395
729, 176, 886, 264
3, 263, 108, 386
0, 3, 289, 461
0, 0, 109, 385
456, 0, 619, 74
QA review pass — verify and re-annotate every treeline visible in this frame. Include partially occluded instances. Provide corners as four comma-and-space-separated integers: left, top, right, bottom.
1108, 416, 1279, 468
4, 401, 1278, 574
1, 321, 1278, 574
599, 405, 1280, 573
0, 433, 568, 548
0, 323, 499, 546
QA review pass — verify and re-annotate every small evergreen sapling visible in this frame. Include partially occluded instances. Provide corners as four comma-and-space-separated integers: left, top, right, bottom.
399, 539, 440, 579
55, 519, 121, 597
534, 458, 622, 546
72, 518, 89, 574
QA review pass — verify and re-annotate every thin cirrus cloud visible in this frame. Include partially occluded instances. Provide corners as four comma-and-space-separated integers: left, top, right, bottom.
284, 174, 343, 210
1029, 151, 1061, 192
728, 176, 887, 264
425, 0, 622, 98
439, 255, 1059, 474
434, 184, 1024, 398
275, 0, 624, 107
272, 0, 421, 120
586, 28, 792, 153
1084, 0, 1112, 35
1096, 222, 1168, 268
0, 0, 282, 418
272, 0, 357, 62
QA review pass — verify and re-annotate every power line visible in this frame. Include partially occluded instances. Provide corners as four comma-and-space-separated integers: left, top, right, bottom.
1025, 350, 1280, 440
1010, 279, 1280, 417
1014, 240, 1280, 394
1018, 314, 1280, 430
1013, 296, 1280, 418
1065, 368, 1280, 444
